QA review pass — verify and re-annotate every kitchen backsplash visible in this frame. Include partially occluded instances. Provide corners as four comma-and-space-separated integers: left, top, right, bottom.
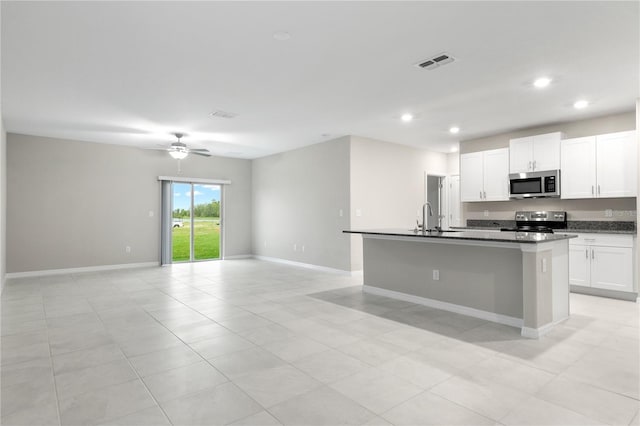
467, 219, 636, 232
463, 197, 637, 222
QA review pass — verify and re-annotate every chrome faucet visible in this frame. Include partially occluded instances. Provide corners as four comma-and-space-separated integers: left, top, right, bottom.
421, 202, 433, 233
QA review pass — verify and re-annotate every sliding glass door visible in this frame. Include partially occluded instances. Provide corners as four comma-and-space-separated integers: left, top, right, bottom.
171, 182, 221, 262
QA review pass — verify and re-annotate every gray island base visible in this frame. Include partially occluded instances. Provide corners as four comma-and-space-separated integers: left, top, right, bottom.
345, 229, 577, 338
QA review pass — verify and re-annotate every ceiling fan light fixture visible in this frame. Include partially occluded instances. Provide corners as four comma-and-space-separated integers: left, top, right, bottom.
169, 150, 188, 160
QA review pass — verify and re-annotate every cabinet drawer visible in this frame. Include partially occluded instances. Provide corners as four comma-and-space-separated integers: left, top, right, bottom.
567, 233, 634, 248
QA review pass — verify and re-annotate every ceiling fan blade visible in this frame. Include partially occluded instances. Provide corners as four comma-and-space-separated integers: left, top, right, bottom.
191, 151, 212, 157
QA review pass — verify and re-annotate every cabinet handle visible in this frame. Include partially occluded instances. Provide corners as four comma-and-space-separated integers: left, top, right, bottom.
597, 185, 601, 195
483, 191, 486, 199
585, 248, 588, 258
591, 249, 595, 260
479, 191, 483, 199
591, 185, 594, 196
528, 161, 532, 171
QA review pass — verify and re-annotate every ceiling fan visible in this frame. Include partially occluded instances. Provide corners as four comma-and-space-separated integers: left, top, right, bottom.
156, 133, 211, 159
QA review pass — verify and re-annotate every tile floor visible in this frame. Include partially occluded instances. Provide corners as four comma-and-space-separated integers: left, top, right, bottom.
1, 259, 638, 426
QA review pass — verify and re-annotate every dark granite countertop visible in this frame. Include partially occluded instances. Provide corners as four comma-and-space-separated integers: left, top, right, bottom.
343, 229, 577, 244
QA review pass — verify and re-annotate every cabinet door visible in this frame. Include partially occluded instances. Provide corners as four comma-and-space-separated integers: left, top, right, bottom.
483, 148, 509, 201
590, 246, 633, 292
596, 131, 637, 198
561, 136, 597, 199
460, 152, 484, 202
509, 137, 533, 173
532, 132, 562, 171
569, 244, 591, 287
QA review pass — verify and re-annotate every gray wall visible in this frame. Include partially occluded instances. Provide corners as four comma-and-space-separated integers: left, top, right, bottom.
460, 111, 635, 154
251, 135, 451, 272
363, 238, 524, 319
349, 136, 448, 270
459, 111, 637, 222
251, 136, 352, 271
7, 134, 252, 273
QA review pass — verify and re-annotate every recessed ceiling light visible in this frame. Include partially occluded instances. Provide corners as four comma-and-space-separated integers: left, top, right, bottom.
273, 31, 291, 41
574, 100, 589, 109
449, 126, 460, 134
450, 146, 459, 153
533, 77, 552, 88
401, 114, 414, 122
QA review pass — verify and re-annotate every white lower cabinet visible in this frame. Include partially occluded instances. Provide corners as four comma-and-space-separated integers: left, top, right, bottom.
569, 233, 635, 294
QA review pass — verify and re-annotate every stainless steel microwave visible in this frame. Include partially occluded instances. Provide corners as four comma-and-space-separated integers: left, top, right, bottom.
509, 170, 560, 199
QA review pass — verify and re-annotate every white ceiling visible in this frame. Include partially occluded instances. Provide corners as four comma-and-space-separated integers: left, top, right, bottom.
2, 1, 638, 158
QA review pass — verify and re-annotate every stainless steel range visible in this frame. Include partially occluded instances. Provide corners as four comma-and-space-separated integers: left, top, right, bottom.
501, 211, 567, 233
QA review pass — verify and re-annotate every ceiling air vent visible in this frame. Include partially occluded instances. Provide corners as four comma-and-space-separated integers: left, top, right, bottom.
209, 110, 238, 119
415, 53, 455, 70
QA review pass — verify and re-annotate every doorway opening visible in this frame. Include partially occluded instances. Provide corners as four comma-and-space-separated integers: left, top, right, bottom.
171, 182, 221, 262
425, 173, 461, 229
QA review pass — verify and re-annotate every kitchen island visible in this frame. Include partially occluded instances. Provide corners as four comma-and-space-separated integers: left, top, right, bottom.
344, 229, 577, 338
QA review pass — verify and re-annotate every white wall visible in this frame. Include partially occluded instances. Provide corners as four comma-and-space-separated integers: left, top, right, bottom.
0, 122, 6, 290
447, 152, 459, 175
251, 137, 352, 271
7, 134, 252, 273
636, 99, 639, 292
349, 136, 448, 270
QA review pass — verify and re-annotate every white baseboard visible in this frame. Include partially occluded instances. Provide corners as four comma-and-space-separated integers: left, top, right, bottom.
253, 255, 352, 275
6, 262, 160, 279
521, 317, 567, 339
363, 285, 524, 329
223, 254, 253, 260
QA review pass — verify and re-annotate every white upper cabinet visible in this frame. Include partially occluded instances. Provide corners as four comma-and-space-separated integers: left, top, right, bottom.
596, 131, 637, 198
561, 136, 597, 199
509, 137, 533, 173
483, 148, 510, 201
460, 152, 484, 202
561, 131, 637, 199
509, 132, 563, 173
460, 148, 509, 202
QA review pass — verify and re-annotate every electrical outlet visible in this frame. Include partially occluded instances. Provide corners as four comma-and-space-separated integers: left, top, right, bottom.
483, 210, 489, 217
605, 209, 613, 218
148, 210, 154, 217
125, 246, 131, 253
433, 269, 440, 281
302, 245, 305, 252
356, 209, 362, 217
339, 209, 343, 217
